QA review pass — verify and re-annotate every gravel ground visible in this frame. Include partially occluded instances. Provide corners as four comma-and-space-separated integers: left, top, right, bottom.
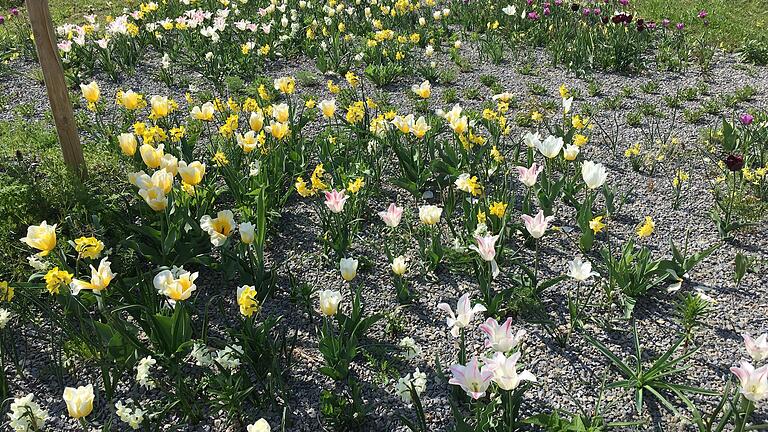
2, 42, 768, 431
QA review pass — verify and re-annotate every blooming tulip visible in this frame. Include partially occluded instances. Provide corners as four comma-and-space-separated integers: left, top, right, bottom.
411, 80, 431, 99
378, 203, 403, 227
249, 111, 264, 132
191, 102, 215, 121
140, 144, 164, 169
516, 163, 543, 187
743, 333, 768, 362
563, 144, 579, 161
138, 187, 168, 211
200, 210, 237, 246
391, 256, 408, 276
536, 135, 563, 158
479, 317, 526, 353
272, 103, 290, 122
150, 95, 170, 118
581, 160, 607, 189
339, 257, 358, 281
437, 293, 487, 337
20, 221, 57, 256
566, 257, 598, 281
522, 131, 541, 148
80, 81, 100, 103
324, 189, 348, 213
731, 361, 768, 402
521, 210, 554, 239
449, 357, 493, 399
63, 384, 94, 419
469, 234, 500, 278
178, 161, 206, 186
319, 99, 336, 118
482, 352, 537, 391
319, 289, 342, 316
70, 258, 115, 295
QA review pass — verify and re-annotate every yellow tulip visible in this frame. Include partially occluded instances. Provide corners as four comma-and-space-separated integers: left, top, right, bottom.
20, 221, 57, 256
80, 81, 100, 103
178, 161, 206, 186
140, 144, 164, 169
118, 133, 137, 156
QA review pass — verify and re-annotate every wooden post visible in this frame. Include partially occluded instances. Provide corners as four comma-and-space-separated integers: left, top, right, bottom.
26, 0, 86, 178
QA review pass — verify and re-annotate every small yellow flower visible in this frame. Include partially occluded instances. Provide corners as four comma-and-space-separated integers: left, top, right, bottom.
345, 71, 360, 87
295, 177, 315, 197
327, 80, 340, 94
489, 201, 507, 218
573, 134, 588, 147
45, 267, 73, 295
0, 281, 13, 302
213, 151, 229, 167
490, 146, 504, 163
589, 216, 606, 234
477, 210, 487, 224
636, 216, 655, 238
559, 83, 570, 99
237, 285, 260, 317
347, 177, 365, 193
531, 111, 543, 122
74, 237, 104, 260
572, 115, 585, 130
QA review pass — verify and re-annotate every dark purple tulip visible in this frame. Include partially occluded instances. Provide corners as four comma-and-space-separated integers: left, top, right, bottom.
571, 3, 579, 11
725, 154, 745, 172
10, 7, 18, 16
0, 16, 4, 25
676, 22, 684, 30
698, 10, 708, 19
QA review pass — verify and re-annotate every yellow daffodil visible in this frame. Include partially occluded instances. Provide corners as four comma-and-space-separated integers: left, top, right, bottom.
74, 236, 104, 259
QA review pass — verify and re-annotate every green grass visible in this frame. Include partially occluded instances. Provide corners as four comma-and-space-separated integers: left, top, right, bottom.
0, 0, 134, 24
634, 0, 768, 49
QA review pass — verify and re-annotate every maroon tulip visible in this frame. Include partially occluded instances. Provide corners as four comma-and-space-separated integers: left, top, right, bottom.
725, 154, 745, 172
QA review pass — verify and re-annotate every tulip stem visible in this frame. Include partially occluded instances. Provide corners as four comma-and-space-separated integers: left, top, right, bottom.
79, 418, 89, 432
459, 328, 466, 365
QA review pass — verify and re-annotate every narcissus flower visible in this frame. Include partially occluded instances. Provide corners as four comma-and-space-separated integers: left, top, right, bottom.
378, 203, 403, 227
237, 285, 260, 317
419, 205, 442, 225
731, 361, 768, 402
324, 189, 348, 213
516, 163, 543, 187
482, 351, 537, 391
70, 258, 115, 295
636, 216, 655, 238
74, 236, 104, 259
21, 221, 57, 256
589, 216, 605, 234
581, 161, 607, 189
8, 393, 48, 431
479, 317, 526, 353
437, 293, 486, 337
63, 384, 94, 419
319, 289, 342, 316
178, 161, 206, 186
455, 173, 482, 196
0, 281, 13, 302
45, 267, 73, 295
339, 257, 359, 282
80, 81, 100, 103
521, 210, 554, 239
449, 357, 493, 399
153, 268, 198, 304
200, 210, 237, 246
489, 201, 507, 218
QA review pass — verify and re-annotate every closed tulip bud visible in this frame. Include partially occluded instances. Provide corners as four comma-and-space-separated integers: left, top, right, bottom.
80, 81, 100, 103
178, 160, 206, 186
378, 203, 403, 227
339, 257, 358, 281
319, 99, 336, 118
563, 144, 579, 161
391, 255, 408, 276
160, 153, 178, 176
239, 222, 255, 244
118, 133, 137, 156
249, 111, 265, 132
418, 205, 442, 225
150, 95, 170, 118
140, 144, 164, 169
319, 289, 342, 316
63, 384, 94, 419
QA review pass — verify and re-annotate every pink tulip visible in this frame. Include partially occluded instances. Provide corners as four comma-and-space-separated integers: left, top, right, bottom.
516, 163, 543, 187
521, 210, 554, 239
743, 333, 768, 362
479, 317, 526, 353
731, 361, 768, 402
323, 189, 348, 213
470, 234, 500, 278
378, 203, 403, 227
449, 357, 493, 399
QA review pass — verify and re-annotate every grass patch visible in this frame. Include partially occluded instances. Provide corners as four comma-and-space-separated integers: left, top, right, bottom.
634, 0, 768, 49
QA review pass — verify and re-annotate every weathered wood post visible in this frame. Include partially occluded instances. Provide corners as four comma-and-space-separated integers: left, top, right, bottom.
26, 0, 86, 178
